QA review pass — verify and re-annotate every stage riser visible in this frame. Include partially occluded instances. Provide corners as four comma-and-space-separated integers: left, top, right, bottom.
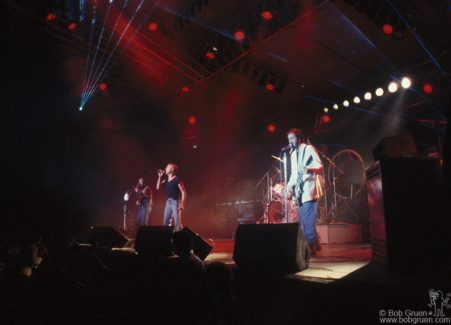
316, 224, 363, 244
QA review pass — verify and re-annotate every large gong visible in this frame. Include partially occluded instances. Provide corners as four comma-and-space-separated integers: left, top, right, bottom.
327, 150, 365, 199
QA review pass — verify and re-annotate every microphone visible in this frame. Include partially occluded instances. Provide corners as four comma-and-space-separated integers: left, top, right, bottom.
281, 144, 292, 151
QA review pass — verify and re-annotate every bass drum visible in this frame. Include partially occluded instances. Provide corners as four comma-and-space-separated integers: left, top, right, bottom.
268, 200, 299, 224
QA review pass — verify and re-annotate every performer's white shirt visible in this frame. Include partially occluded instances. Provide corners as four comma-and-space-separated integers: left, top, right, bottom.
287, 143, 324, 204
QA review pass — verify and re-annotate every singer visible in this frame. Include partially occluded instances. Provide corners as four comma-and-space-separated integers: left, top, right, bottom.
135, 178, 153, 227
286, 128, 324, 254
156, 163, 186, 231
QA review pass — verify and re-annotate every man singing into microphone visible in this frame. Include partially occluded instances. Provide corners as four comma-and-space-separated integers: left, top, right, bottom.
135, 178, 153, 227
157, 163, 186, 231
286, 128, 323, 253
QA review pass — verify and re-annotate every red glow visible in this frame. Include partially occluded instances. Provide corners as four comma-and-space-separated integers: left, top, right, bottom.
189, 117, 196, 125
206, 52, 215, 59
148, 23, 158, 31
423, 84, 433, 93
46, 13, 55, 21
262, 11, 272, 20
266, 84, 274, 90
235, 31, 245, 40
268, 125, 275, 132
322, 115, 330, 123
182, 87, 189, 92
383, 24, 393, 34
100, 83, 106, 90
68, 23, 76, 30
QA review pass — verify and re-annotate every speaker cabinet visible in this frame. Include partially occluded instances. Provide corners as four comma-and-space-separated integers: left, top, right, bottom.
372, 132, 417, 161
89, 226, 133, 248
233, 223, 310, 275
366, 158, 448, 272
181, 227, 213, 261
134, 226, 174, 257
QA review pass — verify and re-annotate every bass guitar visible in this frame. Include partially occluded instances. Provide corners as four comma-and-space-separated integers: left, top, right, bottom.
293, 155, 313, 205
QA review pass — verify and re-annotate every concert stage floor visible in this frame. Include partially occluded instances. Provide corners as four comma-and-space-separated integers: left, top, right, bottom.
204, 240, 373, 282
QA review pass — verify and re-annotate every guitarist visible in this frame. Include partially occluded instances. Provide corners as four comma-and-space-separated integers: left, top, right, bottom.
286, 128, 324, 254
135, 178, 153, 227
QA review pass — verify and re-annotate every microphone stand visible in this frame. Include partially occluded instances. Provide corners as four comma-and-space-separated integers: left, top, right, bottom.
282, 147, 290, 224
123, 186, 135, 232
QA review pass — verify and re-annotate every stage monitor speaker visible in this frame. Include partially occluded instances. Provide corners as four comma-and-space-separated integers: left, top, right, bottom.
181, 227, 213, 261
233, 223, 310, 275
372, 132, 417, 161
89, 226, 133, 248
134, 226, 174, 257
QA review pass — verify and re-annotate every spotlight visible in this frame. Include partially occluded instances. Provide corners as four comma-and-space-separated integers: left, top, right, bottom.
100, 83, 106, 90
148, 23, 158, 31
333, 104, 339, 110
268, 125, 275, 132
322, 115, 330, 123
401, 77, 411, 89
324, 107, 328, 113
235, 31, 245, 40
353, 96, 360, 104
388, 82, 397, 93
343, 100, 349, 107
383, 24, 393, 34
262, 11, 272, 20
189, 117, 196, 124
68, 23, 76, 30
423, 84, 433, 93
182, 87, 189, 92
266, 84, 274, 90
79, 106, 83, 111
206, 52, 215, 59
376, 88, 384, 96
364, 92, 372, 100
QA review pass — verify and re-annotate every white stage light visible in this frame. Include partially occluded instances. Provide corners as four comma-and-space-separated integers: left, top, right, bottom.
333, 104, 338, 110
388, 82, 398, 93
364, 92, 372, 100
376, 88, 384, 96
401, 77, 411, 89
343, 100, 349, 107
353, 96, 360, 104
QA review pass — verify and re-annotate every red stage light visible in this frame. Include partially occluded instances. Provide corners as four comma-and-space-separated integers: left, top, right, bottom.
189, 117, 196, 125
266, 84, 274, 90
322, 115, 330, 123
235, 31, 245, 40
268, 125, 275, 132
206, 52, 215, 59
46, 13, 55, 21
68, 23, 76, 30
423, 84, 433, 93
100, 83, 106, 90
262, 11, 272, 20
383, 24, 393, 34
148, 23, 158, 31
182, 87, 189, 92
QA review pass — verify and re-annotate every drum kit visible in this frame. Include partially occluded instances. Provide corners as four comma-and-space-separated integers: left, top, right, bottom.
267, 185, 299, 224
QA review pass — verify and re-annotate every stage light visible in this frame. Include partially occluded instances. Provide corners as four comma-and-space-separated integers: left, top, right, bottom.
353, 96, 360, 104
212, 46, 218, 51
333, 104, 339, 110
388, 82, 397, 93
266, 84, 274, 90
46, 13, 55, 21
262, 11, 272, 20
322, 115, 330, 123
148, 23, 158, 31
189, 117, 196, 124
324, 107, 328, 113
383, 24, 393, 34
343, 100, 349, 107
182, 87, 189, 92
376, 88, 384, 96
268, 125, 275, 132
235, 31, 245, 40
423, 84, 433, 93
401, 77, 411, 89
79, 106, 83, 111
100, 83, 106, 90
364, 92, 372, 100
68, 23, 76, 30
206, 52, 215, 59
